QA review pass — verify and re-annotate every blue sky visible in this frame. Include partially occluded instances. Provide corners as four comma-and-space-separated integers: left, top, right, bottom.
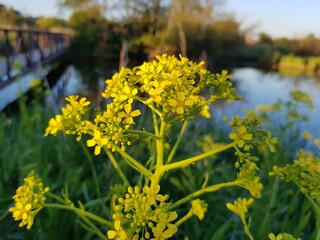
224, 0, 320, 38
1, 0, 320, 39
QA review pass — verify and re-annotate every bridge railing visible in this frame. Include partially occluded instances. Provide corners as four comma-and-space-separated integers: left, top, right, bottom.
0, 28, 71, 88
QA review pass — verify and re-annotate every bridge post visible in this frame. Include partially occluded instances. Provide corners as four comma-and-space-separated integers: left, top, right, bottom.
0, 28, 71, 89
3, 29, 12, 76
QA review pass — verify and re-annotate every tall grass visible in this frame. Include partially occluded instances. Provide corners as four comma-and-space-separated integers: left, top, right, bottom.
278, 54, 320, 77
0, 91, 115, 239
0, 86, 317, 239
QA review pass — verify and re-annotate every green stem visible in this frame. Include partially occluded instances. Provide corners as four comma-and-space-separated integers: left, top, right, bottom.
78, 214, 109, 240
125, 130, 159, 139
79, 141, 101, 198
257, 178, 279, 238
138, 99, 163, 119
116, 146, 153, 178
316, 218, 320, 240
175, 209, 193, 227
151, 120, 166, 187
305, 194, 320, 240
44, 203, 113, 228
47, 192, 69, 204
104, 147, 130, 186
169, 181, 238, 210
241, 217, 254, 240
305, 194, 320, 216
152, 110, 159, 136
0, 209, 9, 222
166, 120, 188, 164
163, 142, 236, 172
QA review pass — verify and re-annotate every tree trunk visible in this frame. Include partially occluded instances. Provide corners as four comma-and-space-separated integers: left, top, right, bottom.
177, 22, 187, 57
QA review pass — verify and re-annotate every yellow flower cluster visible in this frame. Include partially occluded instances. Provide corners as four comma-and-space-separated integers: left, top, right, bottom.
9, 172, 49, 229
135, 54, 209, 117
191, 199, 208, 221
268, 232, 301, 240
270, 149, 320, 201
45, 93, 140, 154
228, 110, 277, 152
103, 54, 238, 122
45, 95, 92, 141
226, 198, 254, 220
45, 55, 240, 155
109, 185, 177, 239
229, 126, 252, 148
236, 162, 263, 198
225, 110, 277, 199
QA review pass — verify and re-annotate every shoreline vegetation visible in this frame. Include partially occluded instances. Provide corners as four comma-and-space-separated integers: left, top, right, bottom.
276, 55, 320, 77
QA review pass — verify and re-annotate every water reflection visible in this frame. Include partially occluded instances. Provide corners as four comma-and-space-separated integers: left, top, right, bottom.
47, 57, 118, 109
213, 68, 320, 138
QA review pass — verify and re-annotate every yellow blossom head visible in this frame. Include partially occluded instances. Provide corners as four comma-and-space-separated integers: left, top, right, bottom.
226, 198, 254, 220
191, 199, 208, 220
109, 185, 178, 239
9, 171, 49, 230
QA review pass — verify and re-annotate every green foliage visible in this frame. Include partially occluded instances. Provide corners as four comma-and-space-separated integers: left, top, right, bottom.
0, 5, 25, 26
36, 17, 68, 30
0, 87, 115, 239
68, 6, 106, 54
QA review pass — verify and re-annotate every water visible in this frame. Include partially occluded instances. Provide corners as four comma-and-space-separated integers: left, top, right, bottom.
46, 57, 118, 109
213, 68, 320, 138
0, 67, 48, 110
2, 62, 319, 138
50, 65, 319, 138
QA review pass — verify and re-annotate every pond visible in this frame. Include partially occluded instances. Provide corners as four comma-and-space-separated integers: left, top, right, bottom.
212, 68, 320, 138
2, 59, 319, 139
48, 63, 319, 138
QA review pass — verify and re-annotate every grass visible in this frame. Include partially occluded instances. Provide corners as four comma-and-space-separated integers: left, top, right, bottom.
278, 54, 320, 77
0, 93, 116, 239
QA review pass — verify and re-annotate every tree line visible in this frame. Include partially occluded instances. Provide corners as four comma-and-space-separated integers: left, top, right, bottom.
1, 1, 320, 69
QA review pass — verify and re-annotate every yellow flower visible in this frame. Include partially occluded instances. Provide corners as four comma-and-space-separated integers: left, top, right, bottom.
118, 104, 141, 125
191, 199, 208, 220
45, 115, 63, 136
87, 130, 108, 155
226, 198, 254, 220
45, 95, 91, 138
229, 126, 252, 148
314, 138, 320, 148
268, 232, 301, 240
119, 86, 138, 104
9, 172, 49, 230
199, 105, 211, 118
107, 220, 127, 240
112, 185, 177, 239
151, 222, 177, 239
169, 92, 194, 115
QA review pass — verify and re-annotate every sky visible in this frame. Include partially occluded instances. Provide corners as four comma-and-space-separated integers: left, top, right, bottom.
224, 0, 320, 39
1, 0, 320, 39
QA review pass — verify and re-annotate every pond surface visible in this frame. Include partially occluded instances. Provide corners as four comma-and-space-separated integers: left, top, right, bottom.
213, 68, 320, 138
2, 61, 319, 139
47, 64, 320, 137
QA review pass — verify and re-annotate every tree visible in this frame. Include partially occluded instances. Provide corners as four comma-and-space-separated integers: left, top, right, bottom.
36, 17, 67, 30
68, 6, 106, 54
258, 32, 273, 46
58, 0, 107, 11
0, 5, 25, 26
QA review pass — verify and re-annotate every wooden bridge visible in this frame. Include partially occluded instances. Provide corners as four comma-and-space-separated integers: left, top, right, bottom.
0, 28, 71, 89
